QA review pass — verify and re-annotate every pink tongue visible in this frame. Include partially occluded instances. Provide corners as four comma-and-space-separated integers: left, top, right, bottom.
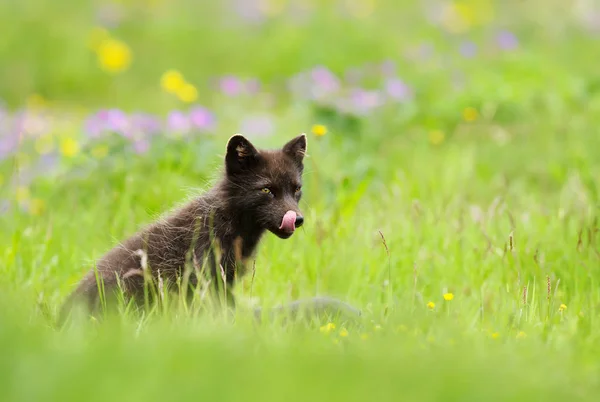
279, 210, 297, 232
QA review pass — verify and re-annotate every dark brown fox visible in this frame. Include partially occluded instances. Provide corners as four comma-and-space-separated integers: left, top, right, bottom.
59, 134, 360, 324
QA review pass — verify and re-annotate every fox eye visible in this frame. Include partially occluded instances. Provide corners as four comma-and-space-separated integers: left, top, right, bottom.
261, 187, 272, 194
295, 186, 302, 193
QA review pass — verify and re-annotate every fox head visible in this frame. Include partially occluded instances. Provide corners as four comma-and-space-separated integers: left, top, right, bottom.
223, 133, 307, 239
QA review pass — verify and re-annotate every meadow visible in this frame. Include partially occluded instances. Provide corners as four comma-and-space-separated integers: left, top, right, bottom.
2, 0, 600, 400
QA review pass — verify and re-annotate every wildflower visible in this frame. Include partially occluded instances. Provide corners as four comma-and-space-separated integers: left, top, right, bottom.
559, 304, 567, 312
189, 106, 216, 132
310, 66, 340, 95
219, 76, 243, 96
60, 138, 80, 157
311, 124, 327, 136
463, 107, 478, 122
167, 111, 191, 134
496, 30, 518, 51
339, 328, 349, 337
516, 331, 527, 339
133, 140, 150, 154
160, 70, 185, 93
491, 332, 500, 339
16, 186, 30, 203
175, 83, 198, 103
428, 130, 445, 145
29, 198, 46, 216
427, 301, 435, 309
384, 78, 412, 102
443, 293, 454, 301
96, 38, 132, 73
320, 322, 335, 334
91, 145, 109, 159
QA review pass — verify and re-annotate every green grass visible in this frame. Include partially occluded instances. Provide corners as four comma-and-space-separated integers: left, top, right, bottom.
2, 0, 600, 401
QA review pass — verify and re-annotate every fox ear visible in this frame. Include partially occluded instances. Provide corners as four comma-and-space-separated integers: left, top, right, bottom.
282, 134, 307, 165
225, 134, 260, 175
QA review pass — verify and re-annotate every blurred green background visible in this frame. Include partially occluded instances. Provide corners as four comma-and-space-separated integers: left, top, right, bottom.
2, 0, 600, 401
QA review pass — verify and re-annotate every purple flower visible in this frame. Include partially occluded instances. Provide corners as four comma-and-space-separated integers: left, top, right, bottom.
0, 135, 18, 161
496, 30, 518, 50
348, 88, 384, 115
311, 66, 341, 95
239, 114, 275, 138
459, 41, 477, 58
95, 108, 129, 135
189, 106, 215, 132
83, 115, 105, 138
220, 76, 243, 96
130, 113, 162, 136
133, 139, 150, 154
167, 111, 191, 134
384, 78, 412, 102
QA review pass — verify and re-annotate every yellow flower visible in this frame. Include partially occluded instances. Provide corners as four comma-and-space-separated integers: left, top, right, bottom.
87, 26, 110, 50
516, 331, 527, 339
34, 135, 55, 155
16, 186, 30, 203
443, 293, 454, 301
339, 328, 349, 337
491, 332, 500, 339
91, 145, 109, 159
428, 130, 445, 145
60, 138, 80, 157
320, 322, 335, 334
29, 198, 46, 216
311, 124, 327, 136
360, 333, 369, 340
463, 107, 478, 122
160, 69, 185, 93
427, 301, 435, 309
176, 83, 198, 103
97, 38, 132, 74
559, 304, 567, 312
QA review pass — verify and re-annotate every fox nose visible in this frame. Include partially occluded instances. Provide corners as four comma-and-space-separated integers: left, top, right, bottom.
295, 215, 304, 228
